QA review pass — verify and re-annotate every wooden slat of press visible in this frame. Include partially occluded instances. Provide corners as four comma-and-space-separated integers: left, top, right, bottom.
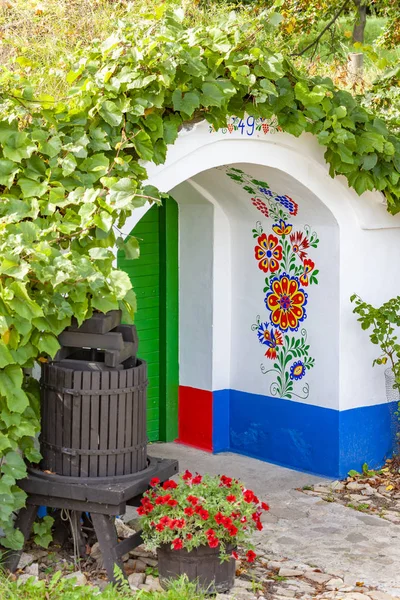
54, 367, 63, 475
89, 371, 100, 477
80, 371, 92, 478
139, 362, 147, 470
70, 370, 82, 477
107, 370, 119, 477
116, 369, 127, 476
45, 365, 55, 473
98, 371, 110, 477
62, 368, 73, 477
131, 364, 139, 473
124, 367, 133, 475
40, 365, 48, 466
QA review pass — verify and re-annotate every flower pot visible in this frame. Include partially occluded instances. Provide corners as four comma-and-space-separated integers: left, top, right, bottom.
157, 544, 235, 593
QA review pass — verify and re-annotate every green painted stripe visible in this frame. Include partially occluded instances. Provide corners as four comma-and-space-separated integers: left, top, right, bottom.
159, 197, 179, 442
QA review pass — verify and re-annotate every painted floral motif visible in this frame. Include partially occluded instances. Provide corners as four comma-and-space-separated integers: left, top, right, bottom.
265, 273, 307, 332
290, 231, 309, 261
290, 361, 306, 381
224, 166, 320, 400
254, 234, 282, 273
257, 323, 283, 360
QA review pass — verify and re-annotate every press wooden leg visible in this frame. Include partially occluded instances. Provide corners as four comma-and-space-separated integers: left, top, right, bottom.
3, 504, 38, 572
91, 513, 126, 583
70, 511, 87, 558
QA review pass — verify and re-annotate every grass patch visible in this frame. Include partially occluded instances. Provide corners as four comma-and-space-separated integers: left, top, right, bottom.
0, 571, 206, 599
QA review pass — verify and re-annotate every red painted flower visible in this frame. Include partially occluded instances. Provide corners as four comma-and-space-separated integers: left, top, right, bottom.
254, 233, 282, 273
163, 480, 178, 490
149, 477, 160, 487
172, 539, 183, 550
265, 273, 307, 333
184, 507, 194, 516
192, 474, 202, 484
257, 322, 283, 360
299, 258, 315, 287
182, 470, 192, 481
226, 494, 236, 503
290, 231, 309, 261
246, 550, 257, 563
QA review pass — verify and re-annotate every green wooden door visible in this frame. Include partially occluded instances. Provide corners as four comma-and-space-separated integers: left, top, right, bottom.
117, 198, 178, 442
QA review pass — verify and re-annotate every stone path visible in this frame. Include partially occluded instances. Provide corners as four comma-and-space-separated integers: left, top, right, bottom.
149, 443, 400, 596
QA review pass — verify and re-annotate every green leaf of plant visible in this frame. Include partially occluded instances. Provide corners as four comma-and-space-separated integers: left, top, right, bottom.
172, 89, 200, 117
18, 178, 48, 198
1, 450, 27, 480
123, 236, 140, 259
0, 160, 19, 188
133, 130, 154, 161
99, 100, 123, 126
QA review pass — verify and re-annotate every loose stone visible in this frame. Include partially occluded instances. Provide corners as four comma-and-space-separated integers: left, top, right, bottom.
305, 571, 333, 584
278, 568, 304, 577
64, 572, 87, 586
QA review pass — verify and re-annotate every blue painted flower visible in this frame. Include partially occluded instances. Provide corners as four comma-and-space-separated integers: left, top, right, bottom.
290, 361, 306, 380
257, 322, 283, 360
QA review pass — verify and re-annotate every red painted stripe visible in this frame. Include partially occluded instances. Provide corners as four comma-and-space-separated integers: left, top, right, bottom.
177, 386, 213, 451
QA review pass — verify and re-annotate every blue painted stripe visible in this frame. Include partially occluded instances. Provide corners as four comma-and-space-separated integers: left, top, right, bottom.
213, 390, 230, 452
212, 389, 398, 478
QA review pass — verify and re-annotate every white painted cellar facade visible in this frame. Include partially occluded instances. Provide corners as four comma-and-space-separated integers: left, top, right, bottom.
120, 117, 400, 477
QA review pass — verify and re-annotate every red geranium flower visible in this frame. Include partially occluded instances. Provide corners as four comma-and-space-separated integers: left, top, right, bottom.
182, 470, 192, 481
208, 537, 219, 548
226, 495, 236, 502
256, 521, 263, 531
240, 516, 247, 523
163, 480, 178, 490
222, 516, 232, 528
220, 475, 233, 487
172, 539, 183, 550
186, 533, 193, 540
155, 523, 165, 532
168, 499, 178, 507
232, 551, 239, 560
160, 516, 171, 526
137, 506, 145, 515
199, 509, 209, 520
187, 495, 199, 506
175, 519, 186, 529
243, 490, 255, 503
246, 550, 256, 563
228, 525, 238, 537
206, 528, 216, 538
215, 512, 225, 525
184, 507, 194, 516
168, 519, 177, 530
149, 477, 160, 487
261, 502, 270, 511
192, 474, 202, 484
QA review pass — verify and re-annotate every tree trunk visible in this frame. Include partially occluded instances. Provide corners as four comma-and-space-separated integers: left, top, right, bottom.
352, 0, 367, 44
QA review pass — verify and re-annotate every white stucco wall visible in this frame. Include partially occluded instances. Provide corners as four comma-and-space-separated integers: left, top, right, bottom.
121, 120, 400, 413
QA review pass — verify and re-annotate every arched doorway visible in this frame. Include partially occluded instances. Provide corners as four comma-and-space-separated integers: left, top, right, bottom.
119, 125, 400, 477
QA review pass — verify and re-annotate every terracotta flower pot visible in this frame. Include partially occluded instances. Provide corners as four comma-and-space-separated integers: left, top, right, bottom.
157, 543, 236, 593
